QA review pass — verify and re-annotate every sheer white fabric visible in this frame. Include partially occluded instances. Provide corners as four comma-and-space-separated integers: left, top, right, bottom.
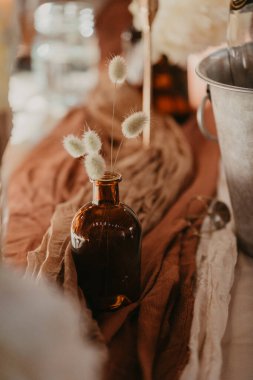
180, 169, 238, 380
221, 252, 253, 380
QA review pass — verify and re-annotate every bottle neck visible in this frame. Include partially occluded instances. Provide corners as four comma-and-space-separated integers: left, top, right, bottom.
92, 172, 121, 206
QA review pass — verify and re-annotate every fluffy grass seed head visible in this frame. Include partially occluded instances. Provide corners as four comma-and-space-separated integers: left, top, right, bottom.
63, 135, 86, 158
122, 111, 149, 139
84, 153, 106, 180
83, 129, 102, 154
108, 55, 127, 85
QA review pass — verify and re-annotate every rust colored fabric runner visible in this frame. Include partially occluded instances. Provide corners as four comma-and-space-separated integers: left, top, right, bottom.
2, 1, 220, 379
3, 91, 219, 380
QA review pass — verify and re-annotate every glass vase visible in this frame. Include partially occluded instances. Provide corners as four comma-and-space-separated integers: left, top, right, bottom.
71, 172, 141, 312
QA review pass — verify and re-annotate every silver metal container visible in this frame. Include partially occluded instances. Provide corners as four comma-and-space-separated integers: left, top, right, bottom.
196, 47, 253, 257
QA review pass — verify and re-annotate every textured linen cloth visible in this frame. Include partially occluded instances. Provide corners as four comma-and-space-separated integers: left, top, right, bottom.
3, 81, 220, 379
221, 252, 253, 380
2, 1, 222, 378
180, 166, 253, 380
180, 169, 237, 380
4, 80, 193, 267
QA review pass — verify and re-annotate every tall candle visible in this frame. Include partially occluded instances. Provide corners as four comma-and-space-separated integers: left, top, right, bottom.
140, 0, 151, 147
139, 0, 157, 147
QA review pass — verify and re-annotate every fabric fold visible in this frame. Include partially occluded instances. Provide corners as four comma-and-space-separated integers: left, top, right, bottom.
3, 83, 219, 380
180, 169, 237, 380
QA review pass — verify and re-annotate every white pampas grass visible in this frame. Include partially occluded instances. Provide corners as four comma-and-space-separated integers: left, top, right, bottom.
129, 0, 230, 68
83, 130, 102, 154
108, 56, 127, 85
63, 135, 85, 158
122, 111, 148, 139
85, 153, 106, 180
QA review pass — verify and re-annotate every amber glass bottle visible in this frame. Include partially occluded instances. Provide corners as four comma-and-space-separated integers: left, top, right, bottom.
71, 172, 141, 312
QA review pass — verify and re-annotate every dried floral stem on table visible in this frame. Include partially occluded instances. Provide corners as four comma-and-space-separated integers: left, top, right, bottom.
110, 83, 116, 171
108, 56, 127, 171
63, 56, 149, 180
113, 111, 148, 170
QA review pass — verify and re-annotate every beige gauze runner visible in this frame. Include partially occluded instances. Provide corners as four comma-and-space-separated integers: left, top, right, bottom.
180, 168, 237, 380
22, 77, 193, 301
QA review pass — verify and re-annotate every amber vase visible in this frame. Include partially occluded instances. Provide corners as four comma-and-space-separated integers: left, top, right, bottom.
71, 172, 141, 312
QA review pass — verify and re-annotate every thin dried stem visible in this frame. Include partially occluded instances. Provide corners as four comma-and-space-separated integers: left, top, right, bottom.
112, 137, 124, 172
110, 82, 117, 171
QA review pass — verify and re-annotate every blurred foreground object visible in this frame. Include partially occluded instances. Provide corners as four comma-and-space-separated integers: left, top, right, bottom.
32, 1, 100, 107
0, 266, 106, 380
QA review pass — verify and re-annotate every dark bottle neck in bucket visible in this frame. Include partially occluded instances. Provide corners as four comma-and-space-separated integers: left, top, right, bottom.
92, 172, 121, 206
230, 0, 253, 11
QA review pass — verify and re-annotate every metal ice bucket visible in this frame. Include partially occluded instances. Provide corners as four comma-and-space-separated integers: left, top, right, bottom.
196, 48, 253, 256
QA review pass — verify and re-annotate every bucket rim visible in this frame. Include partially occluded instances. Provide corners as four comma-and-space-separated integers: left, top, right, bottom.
196, 47, 253, 94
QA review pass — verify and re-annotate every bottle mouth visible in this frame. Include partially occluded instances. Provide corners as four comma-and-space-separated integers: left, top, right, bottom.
90, 171, 122, 183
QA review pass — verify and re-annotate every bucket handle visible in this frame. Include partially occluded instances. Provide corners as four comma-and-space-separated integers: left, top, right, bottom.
197, 85, 217, 142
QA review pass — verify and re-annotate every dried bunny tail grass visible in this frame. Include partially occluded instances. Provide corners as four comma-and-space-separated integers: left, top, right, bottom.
84, 153, 106, 180
108, 55, 127, 85
83, 129, 102, 154
108, 55, 127, 169
122, 111, 149, 139
63, 135, 86, 158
